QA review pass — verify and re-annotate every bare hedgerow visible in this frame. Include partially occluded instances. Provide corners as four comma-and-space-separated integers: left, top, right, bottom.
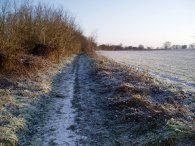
0, 0, 95, 68
0, 0, 96, 75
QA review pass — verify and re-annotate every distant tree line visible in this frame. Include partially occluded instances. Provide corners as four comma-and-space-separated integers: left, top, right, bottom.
163, 41, 193, 49
97, 44, 151, 51
98, 42, 195, 51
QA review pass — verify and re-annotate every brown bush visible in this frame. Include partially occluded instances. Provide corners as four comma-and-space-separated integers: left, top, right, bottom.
0, 1, 96, 72
0, 54, 51, 77
31, 44, 59, 63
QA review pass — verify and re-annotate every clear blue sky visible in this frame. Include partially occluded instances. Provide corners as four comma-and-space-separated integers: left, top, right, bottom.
9, 0, 195, 47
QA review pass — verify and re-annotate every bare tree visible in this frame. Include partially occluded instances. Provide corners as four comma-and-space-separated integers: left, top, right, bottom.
163, 41, 171, 49
189, 43, 195, 49
138, 44, 144, 50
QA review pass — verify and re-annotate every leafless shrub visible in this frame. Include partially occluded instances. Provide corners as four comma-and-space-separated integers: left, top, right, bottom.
0, 1, 96, 73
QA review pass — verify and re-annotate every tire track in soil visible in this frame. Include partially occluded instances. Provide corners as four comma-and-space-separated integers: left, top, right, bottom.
72, 55, 116, 146
29, 54, 117, 146
29, 55, 81, 146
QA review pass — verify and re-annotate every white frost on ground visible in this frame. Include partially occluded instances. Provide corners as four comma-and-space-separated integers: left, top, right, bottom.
97, 50, 195, 93
27, 56, 81, 146
43, 68, 76, 146
40, 65, 78, 146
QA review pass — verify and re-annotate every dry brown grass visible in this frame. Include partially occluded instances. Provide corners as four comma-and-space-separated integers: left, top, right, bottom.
0, 54, 51, 77
0, 1, 96, 145
92, 55, 195, 145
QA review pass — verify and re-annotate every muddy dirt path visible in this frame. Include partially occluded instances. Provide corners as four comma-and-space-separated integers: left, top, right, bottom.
26, 54, 194, 146
28, 56, 80, 145
28, 55, 112, 146
71, 55, 115, 145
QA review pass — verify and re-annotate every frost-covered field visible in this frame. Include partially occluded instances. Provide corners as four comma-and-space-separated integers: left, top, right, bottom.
97, 50, 195, 93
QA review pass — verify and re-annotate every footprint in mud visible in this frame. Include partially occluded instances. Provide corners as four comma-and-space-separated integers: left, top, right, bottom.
67, 124, 76, 131
48, 138, 58, 146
